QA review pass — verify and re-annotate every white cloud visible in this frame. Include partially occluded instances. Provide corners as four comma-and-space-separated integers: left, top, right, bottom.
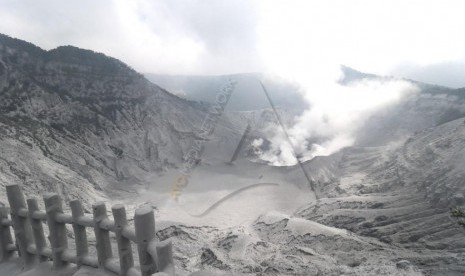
1, 0, 464, 77
256, 0, 465, 77
0, 0, 262, 75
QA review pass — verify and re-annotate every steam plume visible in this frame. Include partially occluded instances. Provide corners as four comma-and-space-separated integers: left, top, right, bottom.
254, 66, 418, 166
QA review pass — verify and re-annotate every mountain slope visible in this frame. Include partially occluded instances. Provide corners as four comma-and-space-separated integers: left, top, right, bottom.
0, 34, 217, 204
293, 117, 465, 275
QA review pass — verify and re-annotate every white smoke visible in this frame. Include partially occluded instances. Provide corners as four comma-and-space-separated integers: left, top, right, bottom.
255, 66, 419, 166
251, 1, 422, 166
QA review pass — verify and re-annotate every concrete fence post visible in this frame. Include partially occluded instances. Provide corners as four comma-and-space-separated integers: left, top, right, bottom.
26, 198, 47, 262
155, 240, 175, 275
70, 200, 88, 267
3, 185, 178, 274
134, 205, 157, 276
112, 204, 134, 276
44, 193, 68, 269
0, 207, 14, 262
93, 202, 113, 268
6, 184, 35, 267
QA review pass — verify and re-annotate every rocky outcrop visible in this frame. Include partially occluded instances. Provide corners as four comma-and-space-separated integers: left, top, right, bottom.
293, 118, 465, 274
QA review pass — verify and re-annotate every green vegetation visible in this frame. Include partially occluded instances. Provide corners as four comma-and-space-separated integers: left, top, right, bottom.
0, 33, 45, 57
450, 206, 465, 228
46, 46, 135, 75
0, 33, 140, 77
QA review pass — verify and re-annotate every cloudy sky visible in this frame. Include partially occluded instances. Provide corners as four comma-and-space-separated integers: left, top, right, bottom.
1, 0, 465, 87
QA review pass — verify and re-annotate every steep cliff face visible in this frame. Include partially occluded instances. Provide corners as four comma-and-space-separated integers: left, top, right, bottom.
0, 34, 211, 204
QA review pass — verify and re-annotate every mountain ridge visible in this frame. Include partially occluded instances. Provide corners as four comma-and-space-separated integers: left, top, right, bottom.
0, 33, 218, 206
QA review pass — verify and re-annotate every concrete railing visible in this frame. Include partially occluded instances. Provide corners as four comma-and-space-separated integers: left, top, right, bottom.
0, 184, 175, 276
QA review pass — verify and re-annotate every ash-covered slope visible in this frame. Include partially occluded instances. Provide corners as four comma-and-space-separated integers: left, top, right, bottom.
293, 117, 465, 275
138, 119, 465, 275
161, 212, 431, 276
0, 34, 222, 204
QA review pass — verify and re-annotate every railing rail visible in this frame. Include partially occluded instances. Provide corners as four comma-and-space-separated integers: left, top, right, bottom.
0, 184, 175, 276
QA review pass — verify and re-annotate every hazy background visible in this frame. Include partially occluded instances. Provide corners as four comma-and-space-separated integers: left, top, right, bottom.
1, 0, 465, 163
0, 0, 464, 86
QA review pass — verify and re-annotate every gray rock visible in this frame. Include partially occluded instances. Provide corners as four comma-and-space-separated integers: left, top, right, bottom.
453, 193, 465, 205
396, 260, 411, 269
